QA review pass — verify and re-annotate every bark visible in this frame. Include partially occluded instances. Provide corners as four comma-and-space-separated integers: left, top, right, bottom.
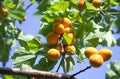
0, 67, 76, 79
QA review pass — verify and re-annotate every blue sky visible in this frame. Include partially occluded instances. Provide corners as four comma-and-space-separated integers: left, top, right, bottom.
0, 1, 120, 79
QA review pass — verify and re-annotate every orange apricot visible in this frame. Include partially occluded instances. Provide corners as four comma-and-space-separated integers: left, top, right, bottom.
46, 32, 59, 44
53, 23, 65, 34
78, 0, 86, 10
89, 54, 103, 68
64, 27, 73, 34
92, 0, 102, 8
48, 48, 60, 60
99, 48, 112, 61
65, 45, 76, 55
62, 18, 72, 28
84, 47, 99, 58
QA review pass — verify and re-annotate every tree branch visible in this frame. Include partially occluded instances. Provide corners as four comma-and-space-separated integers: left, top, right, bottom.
70, 66, 92, 78
0, 67, 76, 79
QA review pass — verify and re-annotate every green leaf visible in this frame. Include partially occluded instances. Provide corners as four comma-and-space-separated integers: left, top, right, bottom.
3, 75, 14, 79
86, 1, 97, 11
34, 57, 57, 71
75, 47, 85, 63
49, 1, 69, 12
100, 31, 116, 46
106, 61, 120, 79
11, 46, 36, 67
37, 0, 50, 14
39, 22, 53, 36
14, 55, 36, 64
63, 33, 72, 45
62, 56, 75, 72
8, 9, 25, 21
29, 0, 36, 3
7, 3, 16, 8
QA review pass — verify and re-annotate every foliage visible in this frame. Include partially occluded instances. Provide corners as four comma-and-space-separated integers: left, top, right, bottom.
0, 0, 120, 79
106, 61, 120, 79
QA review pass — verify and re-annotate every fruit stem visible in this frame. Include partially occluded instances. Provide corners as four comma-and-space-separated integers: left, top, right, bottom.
70, 66, 92, 78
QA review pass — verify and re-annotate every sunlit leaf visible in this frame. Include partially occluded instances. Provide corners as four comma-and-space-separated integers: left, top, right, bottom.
63, 33, 72, 45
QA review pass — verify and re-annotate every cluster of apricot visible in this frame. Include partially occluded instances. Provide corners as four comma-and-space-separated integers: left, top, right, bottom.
46, 17, 76, 61
85, 47, 112, 68
78, 0, 102, 10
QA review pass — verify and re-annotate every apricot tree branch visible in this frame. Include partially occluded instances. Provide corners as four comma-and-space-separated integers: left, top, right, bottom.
70, 66, 92, 78
0, 67, 76, 79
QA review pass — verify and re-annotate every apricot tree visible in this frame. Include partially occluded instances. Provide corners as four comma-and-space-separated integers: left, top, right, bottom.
0, 0, 120, 79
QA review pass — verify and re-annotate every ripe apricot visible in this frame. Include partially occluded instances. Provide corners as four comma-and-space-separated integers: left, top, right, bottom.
65, 45, 76, 55
0, 7, 8, 16
64, 27, 73, 34
53, 23, 65, 34
89, 54, 103, 68
99, 48, 112, 61
46, 32, 59, 44
48, 48, 60, 60
84, 47, 99, 58
92, 0, 102, 8
78, 0, 86, 10
62, 18, 71, 28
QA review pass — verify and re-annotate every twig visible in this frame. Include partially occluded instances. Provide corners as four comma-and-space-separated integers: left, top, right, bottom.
0, 67, 76, 79
56, 55, 63, 72
70, 66, 92, 78
25, 3, 33, 11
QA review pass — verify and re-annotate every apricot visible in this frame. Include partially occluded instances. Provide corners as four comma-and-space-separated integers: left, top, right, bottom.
84, 47, 99, 58
53, 23, 65, 34
99, 48, 112, 61
46, 32, 59, 44
48, 48, 60, 60
62, 18, 71, 28
65, 45, 76, 55
92, 0, 102, 8
64, 27, 73, 34
0, 7, 8, 16
89, 54, 103, 68
78, 0, 86, 10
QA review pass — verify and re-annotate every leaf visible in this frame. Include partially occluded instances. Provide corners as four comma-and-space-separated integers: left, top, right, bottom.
49, 1, 69, 12
11, 46, 34, 59
14, 55, 36, 64
106, 61, 120, 79
39, 22, 53, 36
29, 0, 36, 3
100, 31, 116, 46
62, 56, 75, 72
86, 1, 97, 11
8, 9, 25, 21
37, 0, 50, 14
18, 34, 42, 51
11, 46, 36, 67
34, 57, 57, 71
75, 47, 85, 63
63, 33, 72, 45
3, 75, 14, 79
